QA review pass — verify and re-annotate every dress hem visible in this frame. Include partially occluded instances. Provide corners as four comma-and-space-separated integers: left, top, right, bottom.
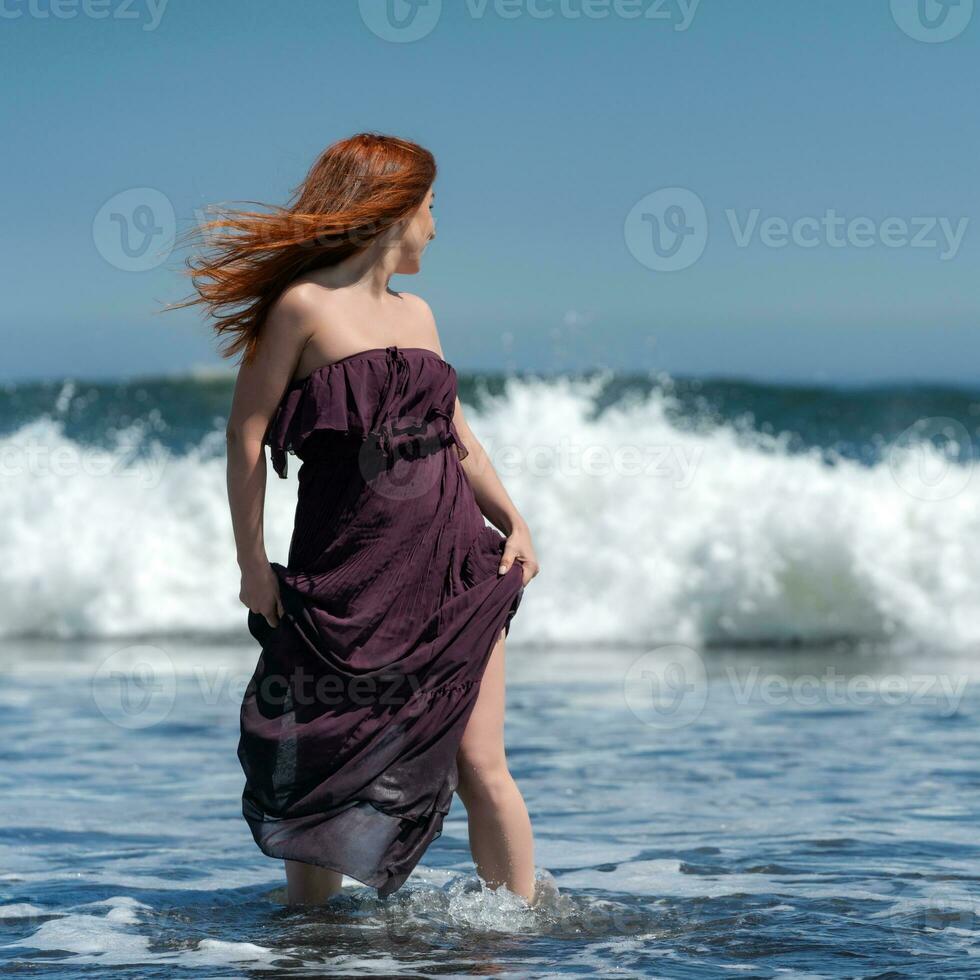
242, 794, 452, 899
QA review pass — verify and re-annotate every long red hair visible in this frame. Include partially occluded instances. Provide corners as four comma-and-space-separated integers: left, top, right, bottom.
172, 132, 437, 366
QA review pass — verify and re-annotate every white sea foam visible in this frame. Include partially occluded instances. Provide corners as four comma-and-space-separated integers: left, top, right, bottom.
0, 376, 975, 651
1, 895, 280, 969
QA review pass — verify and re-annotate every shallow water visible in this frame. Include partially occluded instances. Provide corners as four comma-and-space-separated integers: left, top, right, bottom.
1, 640, 978, 977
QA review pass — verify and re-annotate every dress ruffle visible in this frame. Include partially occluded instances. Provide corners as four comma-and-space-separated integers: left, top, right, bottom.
265, 346, 468, 478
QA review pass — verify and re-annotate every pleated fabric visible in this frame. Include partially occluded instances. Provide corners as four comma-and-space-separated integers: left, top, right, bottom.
237, 345, 525, 897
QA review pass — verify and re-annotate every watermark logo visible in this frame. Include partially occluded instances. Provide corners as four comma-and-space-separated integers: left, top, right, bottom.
91, 645, 177, 730
359, 0, 442, 42
624, 644, 708, 729
889, 882, 980, 953
887, 416, 973, 502
891, 0, 973, 42
359, 412, 456, 500
93, 187, 176, 272
624, 187, 708, 272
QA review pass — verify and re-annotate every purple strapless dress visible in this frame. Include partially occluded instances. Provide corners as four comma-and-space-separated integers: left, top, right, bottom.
237, 345, 525, 897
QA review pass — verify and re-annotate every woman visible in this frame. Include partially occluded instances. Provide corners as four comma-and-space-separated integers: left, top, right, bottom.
180, 133, 541, 905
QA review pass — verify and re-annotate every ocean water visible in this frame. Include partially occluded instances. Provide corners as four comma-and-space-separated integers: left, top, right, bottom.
1, 366, 978, 976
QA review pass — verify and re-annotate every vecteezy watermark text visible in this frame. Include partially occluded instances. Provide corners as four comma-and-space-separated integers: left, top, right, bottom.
624, 646, 969, 730
481, 436, 703, 487
358, 0, 700, 42
725, 665, 967, 716
463, 0, 701, 28
626, 187, 971, 272
726, 209, 969, 261
0, 435, 168, 488
0, 0, 169, 31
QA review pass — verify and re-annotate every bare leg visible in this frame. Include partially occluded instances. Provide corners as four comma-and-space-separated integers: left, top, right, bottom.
284, 859, 344, 905
455, 627, 537, 904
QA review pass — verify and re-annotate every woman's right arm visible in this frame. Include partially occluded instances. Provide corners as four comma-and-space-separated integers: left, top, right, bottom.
225, 293, 311, 628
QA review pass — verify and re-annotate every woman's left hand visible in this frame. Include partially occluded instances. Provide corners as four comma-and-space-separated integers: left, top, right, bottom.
498, 522, 541, 587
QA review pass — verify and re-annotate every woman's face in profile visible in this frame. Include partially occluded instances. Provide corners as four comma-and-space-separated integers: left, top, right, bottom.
393, 185, 436, 274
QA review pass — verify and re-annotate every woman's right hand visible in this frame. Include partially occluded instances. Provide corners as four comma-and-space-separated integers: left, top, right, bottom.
239, 561, 285, 629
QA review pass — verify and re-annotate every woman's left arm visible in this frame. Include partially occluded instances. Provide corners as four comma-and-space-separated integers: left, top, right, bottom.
452, 395, 541, 586
406, 293, 540, 585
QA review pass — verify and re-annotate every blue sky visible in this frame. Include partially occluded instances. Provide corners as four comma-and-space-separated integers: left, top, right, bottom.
1, 0, 977, 384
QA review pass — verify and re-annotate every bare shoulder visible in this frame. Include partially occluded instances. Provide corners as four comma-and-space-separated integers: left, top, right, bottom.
271, 280, 337, 328
227, 284, 324, 431
395, 290, 435, 322
393, 290, 442, 351
261, 281, 332, 355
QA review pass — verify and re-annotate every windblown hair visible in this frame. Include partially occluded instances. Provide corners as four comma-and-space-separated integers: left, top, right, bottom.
172, 133, 437, 366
